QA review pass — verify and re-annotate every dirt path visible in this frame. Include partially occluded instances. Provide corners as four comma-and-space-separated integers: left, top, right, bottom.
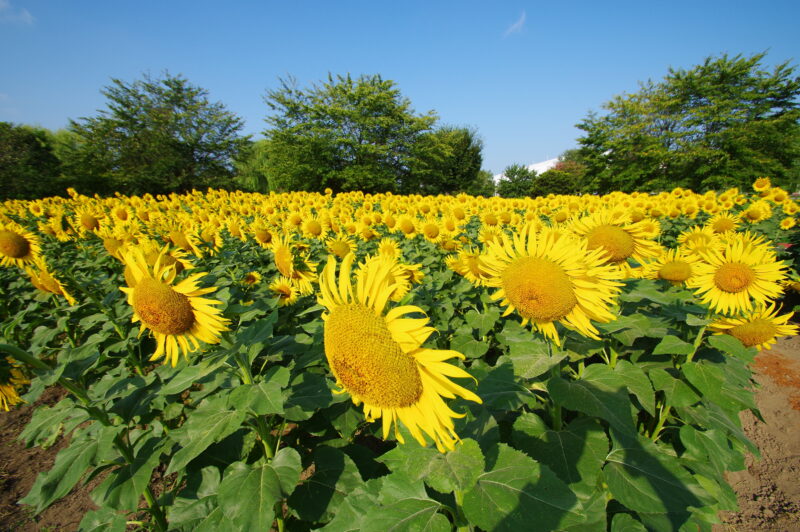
1, 336, 799, 531
719, 334, 800, 531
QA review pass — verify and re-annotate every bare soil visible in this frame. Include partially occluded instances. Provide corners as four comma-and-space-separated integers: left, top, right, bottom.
0, 336, 799, 531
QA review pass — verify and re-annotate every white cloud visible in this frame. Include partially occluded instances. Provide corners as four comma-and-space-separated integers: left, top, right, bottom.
0, 0, 34, 25
503, 10, 526, 37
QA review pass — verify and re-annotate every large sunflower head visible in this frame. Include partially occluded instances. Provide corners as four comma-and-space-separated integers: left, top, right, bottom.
317, 253, 482, 452
687, 235, 788, 315
0, 222, 42, 269
570, 211, 661, 267
121, 247, 229, 367
481, 225, 623, 345
709, 303, 798, 350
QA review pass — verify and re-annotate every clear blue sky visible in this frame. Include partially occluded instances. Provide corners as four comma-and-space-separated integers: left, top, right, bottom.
2, 1, 799, 174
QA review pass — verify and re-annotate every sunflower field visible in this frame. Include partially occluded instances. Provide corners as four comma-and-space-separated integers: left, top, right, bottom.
1, 177, 799, 531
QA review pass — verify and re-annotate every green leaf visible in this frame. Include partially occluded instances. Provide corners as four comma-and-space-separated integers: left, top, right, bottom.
465, 307, 500, 336
648, 368, 700, 407
284, 371, 345, 421
614, 360, 656, 416
289, 446, 364, 523
513, 415, 609, 498
217, 448, 301, 531
77, 508, 128, 532
707, 334, 756, 363
91, 436, 163, 510
361, 498, 450, 532
652, 335, 694, 356
20, 398, 88, 448
610, 513, 647, 532
377, 438, 484, 493
450, 327, 489, 359
682, 361, 755, 411
158, 360, 225, 396
547, 374, 636, 435
166, 394, 248, 475
463, 443, 584, 532
603, 430, 713, 522
320, 486, 379, 532
227, 379, 283, 415
473, 359, 537, 411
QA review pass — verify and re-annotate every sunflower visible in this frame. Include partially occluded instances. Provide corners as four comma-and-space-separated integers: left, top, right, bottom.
0, 357, 29, 411
709, 304, 798, 350
688, 236, 787, 315
269, 276, 299, 306
318, 253, 482, 452
644, 248, 700, 286
752, 177, 771, 192
326, 233, 357, 259
0, 222, 42, 268
446, 248, 492, 286
481, 225, 623, 345
26, 261, 77, 305
242, 271, 262, 286
706, 212, 740, 234
121, 247, 230, 367
570, 211, 661, 268
780, 217, 796, 230
377, 237, 401, 260
271, 235, 317, 295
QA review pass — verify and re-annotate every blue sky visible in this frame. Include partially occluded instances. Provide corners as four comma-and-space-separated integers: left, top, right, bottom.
2, 1, 799, 174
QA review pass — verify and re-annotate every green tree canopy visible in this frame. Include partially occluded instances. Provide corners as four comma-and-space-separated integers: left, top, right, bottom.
496, 164, 536, 198
262, 74, 438, 193
406, 126, 486, 195
0, 122, 63, 200
576, 52, 800, 192
64, 73, 249, 195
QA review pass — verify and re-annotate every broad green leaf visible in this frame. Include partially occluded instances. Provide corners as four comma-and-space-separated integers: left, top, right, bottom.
648, 368, 700, 407
377, 438, 484, 493
77, 508, 128, 532
227, 379, 283, 415
91, 436, 163, 510
465, 307, 501, 336
614, 360, 656, 415
376, 470, 428, 505
361, 498, 450, 532
289, 446, 364, 523
610, 513, 647, 532
547, 374, 636, 435
166, 394, 248, 475
20, 398, 88, 448
679, 426, 739, 479
473, 359, 537, 411
676, 402, 758, 455
604, 430, 714, 521
707, 334, 756, 363
463, 443, 584, 532
513, 415, 609, 498
320, 486, 379, 532
652, 335, 694, 356
217, 448, 301, 531
450, 327, 489, 359
682, 361, 755, 411
284, 371, 346, 421
236, 313, 277, 345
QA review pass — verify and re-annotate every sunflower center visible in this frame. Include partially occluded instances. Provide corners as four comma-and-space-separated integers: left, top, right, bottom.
133, 277, 195, 335
501, 257, 577, 322
330, 241, 351, 258
714, 262, 755, 293
0, 230, 31, 258
306, 221, 323, 236
586, 225, 634, 263
324, 303, 422, 408
658, 261, 692, 282
81, 213, 99, 230
712, 219, 735, 233
727, 318, 777, 347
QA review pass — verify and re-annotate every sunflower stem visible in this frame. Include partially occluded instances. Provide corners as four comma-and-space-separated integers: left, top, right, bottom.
453, 489, 471, 531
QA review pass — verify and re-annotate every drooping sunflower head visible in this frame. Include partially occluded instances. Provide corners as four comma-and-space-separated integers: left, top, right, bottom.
26, 260, 77, 305
317, 253, 481, 452
446, 247, 492, 286
121, 247, 229, 367
0, 357, 29, 411
0, 222, 42, 269
709, 303, 798, 350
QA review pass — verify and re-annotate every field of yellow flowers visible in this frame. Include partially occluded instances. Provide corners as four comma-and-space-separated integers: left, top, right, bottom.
0, 177, 798, 531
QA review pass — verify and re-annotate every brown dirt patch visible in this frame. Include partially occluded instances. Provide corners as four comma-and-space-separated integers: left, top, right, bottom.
0, 387, 101, 531
719, 334, 800, 531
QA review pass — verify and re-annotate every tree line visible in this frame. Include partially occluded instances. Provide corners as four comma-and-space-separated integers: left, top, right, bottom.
2, 52, 798, 200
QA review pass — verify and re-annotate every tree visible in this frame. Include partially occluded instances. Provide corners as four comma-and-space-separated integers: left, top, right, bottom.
576, 53, 800, 192
234, 138, 271, 193
262, 74, 437, 193
465, 169, 496, 197
406, 126, 485, 194
0, 122, 62, 199
496, 164, 536, 198
531, 153, 587, 197
64, 73, 249, 195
